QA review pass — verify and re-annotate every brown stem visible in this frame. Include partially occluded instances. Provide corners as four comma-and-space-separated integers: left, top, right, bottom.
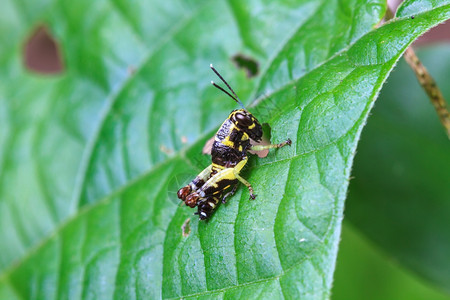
403, 47, 450, 138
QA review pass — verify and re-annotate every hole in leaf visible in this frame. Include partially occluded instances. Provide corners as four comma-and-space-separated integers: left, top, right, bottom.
232, 53, 259, 78
202, 136, 214, 155
24, 25, 64, 74
181, 218, 191, 237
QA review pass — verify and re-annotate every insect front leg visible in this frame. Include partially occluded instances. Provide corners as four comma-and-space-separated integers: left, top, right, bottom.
228, 156, 256, 200
249, 138, 292, 152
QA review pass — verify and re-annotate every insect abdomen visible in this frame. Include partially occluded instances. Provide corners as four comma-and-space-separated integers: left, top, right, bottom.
211, 117, 250, 168
211, 142, 243, 167
199, 178, 237, 197
197, 196, 220, 220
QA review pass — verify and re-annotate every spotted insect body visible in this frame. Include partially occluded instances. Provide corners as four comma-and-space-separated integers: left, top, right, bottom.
177, 65, 291, 220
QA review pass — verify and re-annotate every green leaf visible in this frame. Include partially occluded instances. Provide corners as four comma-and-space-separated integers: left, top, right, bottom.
346, 44, 450, 293
0, 0, 449, 299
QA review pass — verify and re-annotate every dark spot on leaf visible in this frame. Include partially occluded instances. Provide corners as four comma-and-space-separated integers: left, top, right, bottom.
24, 25, 64, 74
159, 144, 173, 155
232, 54, 259, 78
181, 218, 191, 237
411, 15, 415, 19
128, 66, 136, 75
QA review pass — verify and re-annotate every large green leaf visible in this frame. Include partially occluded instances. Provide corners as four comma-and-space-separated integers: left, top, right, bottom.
0, 0, 385, 273
0, 0, 449, 299
346, 44, 450, 293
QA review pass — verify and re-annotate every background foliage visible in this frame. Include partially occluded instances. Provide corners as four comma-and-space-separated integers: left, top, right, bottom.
332, 45, 450, 300
0, 0, 449, 299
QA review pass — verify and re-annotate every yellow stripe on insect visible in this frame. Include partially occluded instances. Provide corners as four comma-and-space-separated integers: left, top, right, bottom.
221, 136, 235, 148
212, 163, 225, 170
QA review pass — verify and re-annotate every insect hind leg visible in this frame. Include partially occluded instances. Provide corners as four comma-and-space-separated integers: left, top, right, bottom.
233, 171, 256, 200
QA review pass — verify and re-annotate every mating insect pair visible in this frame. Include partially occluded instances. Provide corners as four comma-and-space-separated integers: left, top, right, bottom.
177, 64, 291, 220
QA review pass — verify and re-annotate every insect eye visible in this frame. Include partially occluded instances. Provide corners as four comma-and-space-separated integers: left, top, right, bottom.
234, 112, 253, 126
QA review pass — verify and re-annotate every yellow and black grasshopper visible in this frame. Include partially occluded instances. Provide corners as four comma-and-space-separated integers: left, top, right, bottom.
177, 64, 291, 220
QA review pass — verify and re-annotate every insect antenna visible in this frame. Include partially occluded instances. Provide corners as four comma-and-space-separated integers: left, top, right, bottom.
211, 81, 238, 102
210, 64, 246, 110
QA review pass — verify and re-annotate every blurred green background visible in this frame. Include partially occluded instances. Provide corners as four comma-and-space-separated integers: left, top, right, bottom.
333, 43, 450, 299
